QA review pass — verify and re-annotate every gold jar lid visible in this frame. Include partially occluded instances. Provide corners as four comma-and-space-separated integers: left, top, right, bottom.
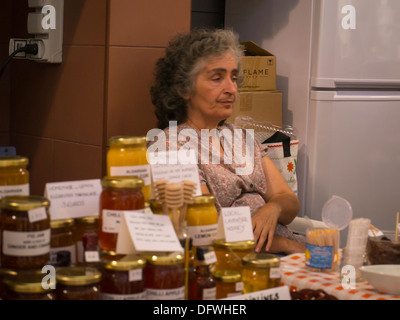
102, 254, 146, 271
108, 136, 147, 147
56, 267, 102, 286
51, 219, 74, 229
0, 267, 18, 278
242, 253, 280, 268
0, 195, 50, 211
75, 215, 99, 224
212, 270, 242, 283
0, 155, 29, 167
4, 279, 51, 294
143, 252, 184, 266
190, 195, 216, 205
3, 269, 54, 293
101, 176, 144, 189
213, 240, 256, 251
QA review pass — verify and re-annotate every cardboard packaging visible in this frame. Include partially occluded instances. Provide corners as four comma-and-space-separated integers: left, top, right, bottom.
239, 41, 277, 91
227, 91, 282, 126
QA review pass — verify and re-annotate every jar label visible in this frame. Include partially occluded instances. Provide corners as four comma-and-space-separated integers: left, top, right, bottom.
305, 243, 333, 269
28, 207, 48, 223
203, 287, 216, 300
270, 267, 281, 279
2, 229, 50, 257
146, 286, 185, 300
129, 269, 143, 282
102, 292, 146, 300
110, 165, 151, 186
187, 224, 218, 246
102, 209, 123, 233
49, 244, 76, 266
235, 281, 244, 292
0, 183, 29, 199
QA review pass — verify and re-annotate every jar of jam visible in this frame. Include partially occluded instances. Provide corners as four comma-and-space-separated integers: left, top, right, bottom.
100, 254, 146, 300
107, 136, 151, 201
74, 216, 99, 266
241, 252, 281, 294
0, 195, 51, 269
56, 266, 102, 300
213, 240, 256, 272
144, 252, 185, 300
0, 267, 18, 299
49, 219, 76, 267
99, 177, 145, 251
186, 196, 218, 247
0, 156, 29, 199
213, 270, 243, 299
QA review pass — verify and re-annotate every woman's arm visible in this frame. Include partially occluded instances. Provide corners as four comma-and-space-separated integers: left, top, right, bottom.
252, 156, 300, 252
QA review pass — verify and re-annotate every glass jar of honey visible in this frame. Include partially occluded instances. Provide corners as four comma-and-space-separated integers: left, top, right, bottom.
186, 196, 218, 247
213, 240, 256, 272
144, 252, 185, 300
56, 266, 102, 300
99, 177, 145, 251
100, 254, 146, 300
0, 156, 29, 199
241, 252, 281, 294
49, 219, 76, 267
107, 136, 151, 201
213, 270, 243, 299
74, 216, 99, 266
0, 195, 51, 269
0, 268, 18, 299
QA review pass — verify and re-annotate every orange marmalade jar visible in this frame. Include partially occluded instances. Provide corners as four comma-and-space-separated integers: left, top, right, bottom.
99, 177, 145, 251
107, 136, 151, 201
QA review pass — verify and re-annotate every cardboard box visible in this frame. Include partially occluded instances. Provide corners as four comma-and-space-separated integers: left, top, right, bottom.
240, 41, 276, 91
228, 91, 282, 126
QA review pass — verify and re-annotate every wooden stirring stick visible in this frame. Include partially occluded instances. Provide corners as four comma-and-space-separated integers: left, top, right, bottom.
153, 179, 169, 215
165, 183, 184, 235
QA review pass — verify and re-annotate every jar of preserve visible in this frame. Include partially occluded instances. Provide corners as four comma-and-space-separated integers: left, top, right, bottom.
186, 196, 218, 247
107, 136, 151, 201
100, 254, 146, 300
0, 156, 29, 199
213, 240, 256, 272
213, 270, 243, 299
0, 195, 51, 269
56, 266, 102, 300
99, 177, 145, 251
2, 269, 55, 300
49, 219, 76, 267
0, 268, 18, 299
144, 252, 185, 300
74, 216, 99, 266
241, 253, 281, 294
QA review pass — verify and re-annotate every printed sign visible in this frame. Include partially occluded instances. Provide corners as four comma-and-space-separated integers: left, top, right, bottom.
216, 206, 254, 242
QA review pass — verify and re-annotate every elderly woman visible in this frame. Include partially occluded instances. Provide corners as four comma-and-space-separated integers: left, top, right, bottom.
150, 29, 305, 254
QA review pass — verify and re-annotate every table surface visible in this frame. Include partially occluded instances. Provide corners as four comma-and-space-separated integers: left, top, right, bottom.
280, 253, 400, 300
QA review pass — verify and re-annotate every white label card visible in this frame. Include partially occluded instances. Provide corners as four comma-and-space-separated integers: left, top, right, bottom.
28, 207, 47, 223
216, 206, 254, 243
116, 211, 183, 255
149, 150, 201, 196
222, 286, 291, 301
44, 179, 102, 220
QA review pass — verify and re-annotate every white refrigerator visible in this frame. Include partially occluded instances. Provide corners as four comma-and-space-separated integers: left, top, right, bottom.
306, 0, 400, 232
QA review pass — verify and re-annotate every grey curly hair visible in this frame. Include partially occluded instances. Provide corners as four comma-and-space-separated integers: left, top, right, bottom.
150, 28, 244, 130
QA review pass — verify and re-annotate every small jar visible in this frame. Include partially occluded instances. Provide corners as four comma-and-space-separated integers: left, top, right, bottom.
107, 136, 151, 201
100, 254, 146, 300
99, 177, 145, 251
56, 266, 102, 300
0, 195, 51, 269
74, 216, 99, 266
0, 268, 18, 299
186, 196, 219, 247
49, 219, 76, 267
213, 240, 256, 272
213, 270, 243, 299
241, 252, 281, 294
0, 156, 29, 199
144, 252, 185, 300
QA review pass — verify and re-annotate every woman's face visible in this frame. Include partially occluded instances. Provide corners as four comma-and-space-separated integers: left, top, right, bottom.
186, 51, 239, 127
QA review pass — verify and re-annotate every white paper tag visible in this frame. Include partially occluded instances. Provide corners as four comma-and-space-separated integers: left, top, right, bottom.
0, 183, 29, 199
270, 267, 281, 279
110, 165, 151, 186
3, 230, 50, 256
85, 251, 100, 262
129, 269, 143, 282
116, 211, 184, 255
45, 179, 102, 220
222, 286, 291, 301
204, 250, 217, 265
187, 224, 218, 246
28, 207, 47, 223
216, 206, 254, 243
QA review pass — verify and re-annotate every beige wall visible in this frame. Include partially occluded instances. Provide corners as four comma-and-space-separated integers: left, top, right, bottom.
1, 0, 191, 195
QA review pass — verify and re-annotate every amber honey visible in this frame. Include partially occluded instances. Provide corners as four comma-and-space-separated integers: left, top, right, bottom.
213, 270, 243, 299
99, 177, 145, 251
213, 240, 255, 272
0, 156, 29, 199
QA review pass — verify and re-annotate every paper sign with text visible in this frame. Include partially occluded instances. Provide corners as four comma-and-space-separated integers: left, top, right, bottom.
216, 206, 254, 243
148, 149, 201, 196
44, 179, 101, 220
116, 211, 183, 255
222, 286, 291, 301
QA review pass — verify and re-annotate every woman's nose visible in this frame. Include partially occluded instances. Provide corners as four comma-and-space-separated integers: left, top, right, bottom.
224, 78, 237, 94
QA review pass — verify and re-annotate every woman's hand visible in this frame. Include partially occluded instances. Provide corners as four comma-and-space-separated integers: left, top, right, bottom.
252, 202, 281, 252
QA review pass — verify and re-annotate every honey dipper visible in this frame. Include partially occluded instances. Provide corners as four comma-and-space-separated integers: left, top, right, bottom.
180, 180, 196, 229
165, 183, 184, 234
153, 179, 168, 215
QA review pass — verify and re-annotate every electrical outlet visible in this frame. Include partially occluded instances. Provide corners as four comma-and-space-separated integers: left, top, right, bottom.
9, 39, 28, 58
